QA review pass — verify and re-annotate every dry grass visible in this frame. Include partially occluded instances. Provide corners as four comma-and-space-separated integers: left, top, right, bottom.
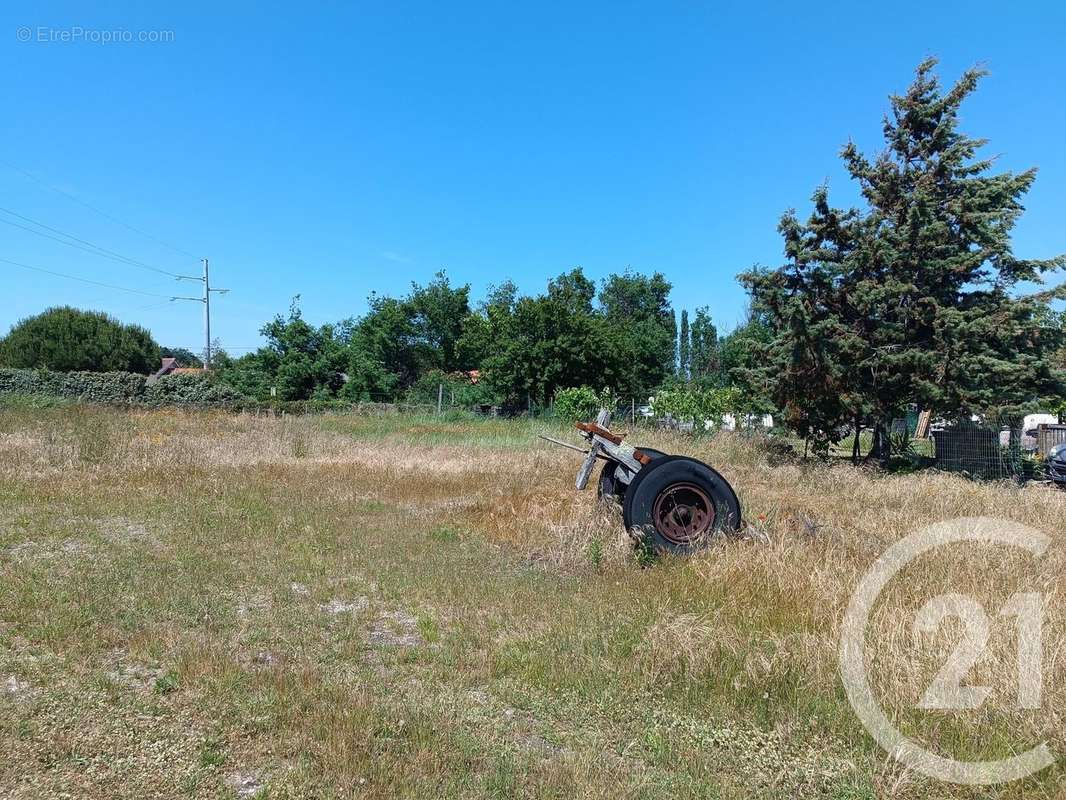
0, 405, 1064, 798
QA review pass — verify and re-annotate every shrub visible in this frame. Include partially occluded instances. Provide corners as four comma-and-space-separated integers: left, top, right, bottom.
0, 306, 160, 373
553, 386, 612, 422
650, 385, 745, 430
407, 370, 496, 408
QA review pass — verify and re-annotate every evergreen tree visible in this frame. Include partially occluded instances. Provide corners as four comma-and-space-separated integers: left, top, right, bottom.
0, 306, 160, 373
717, 313, 774, 408
743, 59, 1066, 458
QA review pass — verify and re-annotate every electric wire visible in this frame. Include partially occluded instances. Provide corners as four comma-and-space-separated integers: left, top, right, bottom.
0, 211, 185, 278
0, 159, 199, 259
0, 255, 174, 299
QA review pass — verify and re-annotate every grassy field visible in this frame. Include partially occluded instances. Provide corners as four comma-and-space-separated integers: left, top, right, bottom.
1, 405, 1064, 799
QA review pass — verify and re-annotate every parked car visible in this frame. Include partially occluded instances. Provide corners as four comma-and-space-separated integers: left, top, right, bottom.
1046, 442, 1066, 486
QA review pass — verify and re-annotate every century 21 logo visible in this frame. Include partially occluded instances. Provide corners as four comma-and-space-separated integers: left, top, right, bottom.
915, 590, 1044, 711
839, 518, 1054, 786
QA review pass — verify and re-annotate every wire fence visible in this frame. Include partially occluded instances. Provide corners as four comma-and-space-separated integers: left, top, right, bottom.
925, 416, 1066, 481
930, 419, 1022, 479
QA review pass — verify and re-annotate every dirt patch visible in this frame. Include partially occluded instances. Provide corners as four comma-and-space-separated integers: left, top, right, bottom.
236, 592, 271, 618
97, 516, 157, 545
516, 732, 565, 756
320, 597, 369, 615
101, 650, 164, 691
367, 610, 423, 648
6, 538, 91, 562
3, 673, 35, 701
250, 650, 281, 669
225, 769, 267, 798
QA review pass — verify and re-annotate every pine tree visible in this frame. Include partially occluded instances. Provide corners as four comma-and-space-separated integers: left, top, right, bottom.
742, 190, 868, 453
743, 59, 1065, 459
678, 309, 691, 380
842, 60, 1064, 428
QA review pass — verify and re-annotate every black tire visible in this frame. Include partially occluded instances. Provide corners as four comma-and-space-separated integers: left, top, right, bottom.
597, 448, 667, 505
622, 455, 741, 554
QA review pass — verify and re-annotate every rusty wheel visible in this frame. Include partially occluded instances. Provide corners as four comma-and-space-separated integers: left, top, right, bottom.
651, 482, 716, 545
623, 456, 741, 555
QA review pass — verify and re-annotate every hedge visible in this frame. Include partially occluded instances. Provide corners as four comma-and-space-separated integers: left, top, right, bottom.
142, 373, 248, 407
0, 368, 147, 404
0, 368, 451, 416
0, 368, 246, 408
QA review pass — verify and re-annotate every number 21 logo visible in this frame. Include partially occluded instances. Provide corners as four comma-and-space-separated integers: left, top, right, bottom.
915, 592, 1044, 710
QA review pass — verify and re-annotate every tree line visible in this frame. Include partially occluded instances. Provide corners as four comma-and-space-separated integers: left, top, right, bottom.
2, 60, 1062, 460
209, 268, 760, 408
0, 274, 762, 412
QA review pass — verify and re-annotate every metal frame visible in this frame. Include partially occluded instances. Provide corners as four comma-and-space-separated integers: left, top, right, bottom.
539, 409, 644, 490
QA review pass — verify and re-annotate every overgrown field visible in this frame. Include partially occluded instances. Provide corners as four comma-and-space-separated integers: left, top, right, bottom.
1, 406, 1064, 799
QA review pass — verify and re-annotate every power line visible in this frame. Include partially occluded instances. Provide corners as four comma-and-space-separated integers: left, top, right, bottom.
0, 209, 185, 278
0, 159, 198, 259
0, 255, 174, 299
0, 205, 188, 276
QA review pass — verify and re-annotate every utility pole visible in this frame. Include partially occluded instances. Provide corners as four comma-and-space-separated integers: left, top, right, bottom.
173, 258, 228, 368
203, 258, 212, 368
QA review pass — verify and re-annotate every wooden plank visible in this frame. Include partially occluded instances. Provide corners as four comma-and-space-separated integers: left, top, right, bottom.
1037, 423, 1066, 457
575, 421, 624, 445
914, 409, 932, 439
575, 440, 603, 489
594, 436, 641, 474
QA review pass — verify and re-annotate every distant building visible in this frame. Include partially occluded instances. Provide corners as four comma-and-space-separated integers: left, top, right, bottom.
148, 358, 206, 384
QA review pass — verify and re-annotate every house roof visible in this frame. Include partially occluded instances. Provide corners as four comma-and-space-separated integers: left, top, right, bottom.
149, 357, 204, 383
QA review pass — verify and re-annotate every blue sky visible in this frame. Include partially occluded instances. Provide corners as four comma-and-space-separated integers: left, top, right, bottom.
2, 1, 1064, 355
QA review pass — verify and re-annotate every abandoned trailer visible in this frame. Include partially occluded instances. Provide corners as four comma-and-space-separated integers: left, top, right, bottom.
542, 410, 742, 554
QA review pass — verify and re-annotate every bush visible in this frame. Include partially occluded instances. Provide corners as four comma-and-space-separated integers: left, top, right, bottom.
143, 373, 249, 407
650, 385, 745, 430
407, 370, 497, 409
553, 386, 612, 422
0, 306, 160, 373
